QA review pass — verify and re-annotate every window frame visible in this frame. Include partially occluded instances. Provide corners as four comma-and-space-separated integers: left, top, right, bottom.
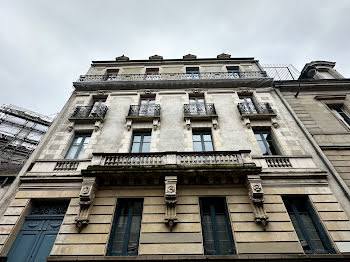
107, 198, 144, 256
328, 104, 350, 130
239, 96, 257, 114
283, 196, 335, 254
192, 130, 214, 152
64, 133, 91, 159
254, 130, 281, 156
226, 66, 240, 78
130, 131, 152, 153
199, 197, 236, 255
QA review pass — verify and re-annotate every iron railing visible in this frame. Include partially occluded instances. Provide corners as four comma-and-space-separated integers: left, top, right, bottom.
128, 105, 161, 117
77, 71, 267, 82
184, 103, 216, 117
237, 102, 275, 115
70, 105, 108, 119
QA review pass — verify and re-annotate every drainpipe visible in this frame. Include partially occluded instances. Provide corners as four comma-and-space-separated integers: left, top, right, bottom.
273, 84, 350, 203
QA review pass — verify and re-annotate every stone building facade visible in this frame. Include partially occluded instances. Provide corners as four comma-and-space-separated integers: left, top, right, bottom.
0, 55, 350, 261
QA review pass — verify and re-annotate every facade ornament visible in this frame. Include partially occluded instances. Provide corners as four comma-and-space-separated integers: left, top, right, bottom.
271, 117, 278, 128
116, 55, 129, 61
126, 119, 132, 131
144, 89, 152, 95
212, 118, 218, 129
217, 53, 231, 59
164, 176, 178, 231
75, 177, 97, 232
183, 54, 197, 60
246, 177, 269, 226
192, 89, 200, 94
149, 54, 163, 60
185, 118, 191, 130
67, 123, 74, 132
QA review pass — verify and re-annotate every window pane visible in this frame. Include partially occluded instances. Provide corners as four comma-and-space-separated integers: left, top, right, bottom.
131, 143, 140, 153
193, 135, 201, 142
65, 145, 79, 159
203, 134, 212, 142
204, 142, 213, 151
141, 143, 150, 153
257, 140, 269, 155
194, 142, 203, 151
143, 135, 151, 143
133, 135, 141, 142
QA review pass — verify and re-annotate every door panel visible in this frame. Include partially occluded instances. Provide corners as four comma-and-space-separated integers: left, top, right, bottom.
7, 230, 40, 262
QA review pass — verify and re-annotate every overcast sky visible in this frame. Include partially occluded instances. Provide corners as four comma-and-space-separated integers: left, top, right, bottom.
1, 0, 349, 116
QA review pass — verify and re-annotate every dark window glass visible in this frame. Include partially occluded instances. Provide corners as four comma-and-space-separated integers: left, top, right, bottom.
254, 130, 280, 156
145, 68, 159, 75
131, 132, 151, 153
193, 131, 213, 152
330, 105, 350, 128
226, 66, 240, 78
186, 67, 200, 79
108, 199, 143, 256
200, 198, 235, 255
283, 197, 335, 254
106, 69, 119, 76
65, 134, 91, 159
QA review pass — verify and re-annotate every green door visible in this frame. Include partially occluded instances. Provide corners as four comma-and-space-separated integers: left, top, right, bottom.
7, 201, 68, 262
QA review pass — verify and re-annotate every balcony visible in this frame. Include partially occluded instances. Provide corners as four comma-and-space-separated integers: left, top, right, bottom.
127, 104, 161, 118
78, 71, 267, 83
126, 104, 161, 130
184, 103, 217, 118
69, 105, 108, 123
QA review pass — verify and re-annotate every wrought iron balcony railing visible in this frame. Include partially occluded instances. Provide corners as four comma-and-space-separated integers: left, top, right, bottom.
128, 105, 161, 117
70, 105, 108, 119
237, 102, 275, 116
77, 71, 267, 82
184, 103, 217, 117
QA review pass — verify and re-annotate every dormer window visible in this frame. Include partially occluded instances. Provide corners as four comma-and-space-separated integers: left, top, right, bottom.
145, 68, 159, 80
105, 69, 119, 80
226, 66, 240, 78
186, 67, 200, 79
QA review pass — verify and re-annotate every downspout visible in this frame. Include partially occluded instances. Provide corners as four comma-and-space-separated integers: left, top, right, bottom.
273, 84, 350, 202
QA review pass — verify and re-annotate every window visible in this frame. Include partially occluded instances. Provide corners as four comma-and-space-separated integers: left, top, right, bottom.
239, 96, 257, 114
145, 68, 159, 80
105, 69, 119, 80
107, 199, 143, 256
193, 131, 214, 151
226, 66, 240, 78
283, 197, 335, 254
329, 104, 350, 129
89, 99, 106, 117
189, 96, 206, 115
139, 98, 156, 116
254, 130, 280, 155
186, 67, 200, 79
200, 198, 235, 255
65, 133, 91, 159
131, 132, 151, 153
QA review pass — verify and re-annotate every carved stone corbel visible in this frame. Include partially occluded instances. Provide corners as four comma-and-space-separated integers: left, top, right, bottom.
212, 118, 218, 129
243, 117, 251, 129
246, 178, 269, 226
185, 118, 191, 130
67, 123, 74, 132
153, 118, 159, 130
271, 117, 278, 128
75, 177, 97, 232
164, 176, 178, 231
126, 119, 132, 131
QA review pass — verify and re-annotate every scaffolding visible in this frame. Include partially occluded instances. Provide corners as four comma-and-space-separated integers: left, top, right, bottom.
262, 64, 300, 81
0, 104, 53, 165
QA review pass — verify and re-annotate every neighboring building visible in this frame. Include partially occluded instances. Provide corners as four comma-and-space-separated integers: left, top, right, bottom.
0, 104, 52, 200
275, 61, 350, 191
0, 55, 350, 262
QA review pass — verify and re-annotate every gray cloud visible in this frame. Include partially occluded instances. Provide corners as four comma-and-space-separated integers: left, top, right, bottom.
1, 0, 349, 115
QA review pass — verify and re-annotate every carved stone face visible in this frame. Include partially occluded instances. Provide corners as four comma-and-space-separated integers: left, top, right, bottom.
81, 186, 91, 195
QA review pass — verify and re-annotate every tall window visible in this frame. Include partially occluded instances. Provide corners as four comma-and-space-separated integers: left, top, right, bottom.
283, 197, 335, 254
226, 66, 240, 78
131, 132, 151, 153
89, 99, 106, 117
145, 68, 159, 80
239, 96, 257, 114
186, 67, 200, 79
139, 98, 156, 116
189, 96, 206, 115
254, 130, 280, 156
200, 198, 235, 255
107, 199, 143, 256
193, 131, 214, 151
329, 104, 350, 129
65, 134, 91, 159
